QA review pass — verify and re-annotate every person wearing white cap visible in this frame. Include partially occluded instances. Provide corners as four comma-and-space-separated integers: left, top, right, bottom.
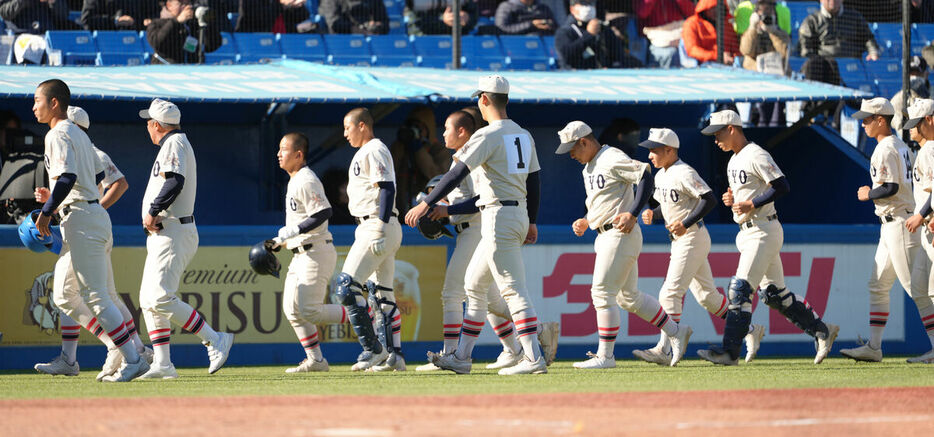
31, 79, 149, 382
558, 122, 693, 368
697, 109, 838, 366
406, 75, 548, 375
844, 97, 934, 363
136, 98, 233, 379
33, 106, 154, 381
633, 128, 766, 366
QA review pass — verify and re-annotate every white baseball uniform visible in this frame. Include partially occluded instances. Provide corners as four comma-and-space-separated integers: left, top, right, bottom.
282, 166, 345, 360
912, 143, 934, 297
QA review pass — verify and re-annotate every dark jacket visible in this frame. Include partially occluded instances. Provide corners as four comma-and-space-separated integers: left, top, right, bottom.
0, 0, 79, 34
319, 0, 388, 35
146, 15, 222, 64
798, 6, 879, 59
236, 0, 311, 33
554, 16, 625, 69
494, 0, 555, 35
404, 0, 477, 36
79, 0, 158, 31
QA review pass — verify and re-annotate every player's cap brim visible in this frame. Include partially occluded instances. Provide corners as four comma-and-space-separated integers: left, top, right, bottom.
851, 110, 875, 120
470, 90, 483, 98
139, 109, 152, 119
638, 139, 669, 149
904, 117, 923, 129
555, 141, 575, 154
700, 124, 727, 135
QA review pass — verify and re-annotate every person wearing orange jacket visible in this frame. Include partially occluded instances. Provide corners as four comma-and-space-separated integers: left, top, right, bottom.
682, 0, 739, 65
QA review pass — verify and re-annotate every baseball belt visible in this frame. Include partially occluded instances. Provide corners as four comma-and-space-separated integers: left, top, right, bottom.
879, 210, 913, 224
479, 200, 519, 210
292, 239, 333, 254
60, 199, 100, 216
669, 220, 704, 241
454, 222, 471, 234
596, 223, 614, 234
354, 212, 397, 225
143, 215, 194, 235
739, 214, 778, 230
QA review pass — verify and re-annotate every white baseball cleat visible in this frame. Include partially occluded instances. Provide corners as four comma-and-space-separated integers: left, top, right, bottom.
498, 355, 547, 375
538, 322, 560, 365
286, 358, 329, 373
429, 350, 472, 374
368, 352, 406, 372
668, 325, 693, 366
102, 357, 150, 382
572, 352, 616, 369
840, 342, 882, 362
632, 348, 670, 365
138, 363, 179, 379
697, 347, 738, 366
34, 353, 79, 376
415, 362, 443, 371
814, 323, 839, 364
907, 349, 934, 364
96, 348, 123, 381
744, 324, 766, 363
206, 332, 234, 374
351, 348, 390, 372
140, 347, 154, 364
485, 350, 523, 369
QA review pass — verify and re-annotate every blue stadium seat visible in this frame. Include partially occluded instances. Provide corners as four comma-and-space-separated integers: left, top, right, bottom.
835, 58, 875, 94
499, 35, 549, 71
787, 56, 806, 74
45, 30, 97, 65
225, 12, 239, 32
914, 23, 934, 44
306, 0, 319, 14
139, 31, 154, 55
279, 33, 327, 63
413, 35, 453, 67
541, 35, 556, 62
418, 57, 454, 69
235, 32, 282, 63
875, 79, 901, 98
67, 10, 81, 23
864, 58, 901, 82
461, 35, 506, 70
204, 32, 239, 65
872, 22, 904, 58
787, 1, 819, 29
96, 53, 145, 66
626, 16, 647, 65
369, 35, 416, 67
324, 34, 373, 66
93, 30, 146, 65
383, 0, 403, 17
388, 15, 405, 35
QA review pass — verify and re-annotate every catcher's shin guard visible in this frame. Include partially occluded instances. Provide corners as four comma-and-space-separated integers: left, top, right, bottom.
759, 284, 828, 338
367, 281, 401, 353
335, 273, 383, 354
722, 277, 753, 359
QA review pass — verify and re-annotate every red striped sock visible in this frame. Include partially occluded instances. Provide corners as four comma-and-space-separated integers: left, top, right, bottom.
514, 317, 538, 338
182, 311, 205, 334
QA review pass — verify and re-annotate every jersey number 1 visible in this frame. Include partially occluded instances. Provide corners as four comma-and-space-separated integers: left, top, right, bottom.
504, 134, 532, 175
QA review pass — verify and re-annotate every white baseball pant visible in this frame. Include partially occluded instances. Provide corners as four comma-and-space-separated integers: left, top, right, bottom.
658, 226, 726, 318
139, 219, 199, 330
868, 217, 922, 307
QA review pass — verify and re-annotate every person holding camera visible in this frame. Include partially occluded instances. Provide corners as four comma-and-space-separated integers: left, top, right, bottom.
405, 0, 478, 36
738, 1, 788, 72
79, 0, 159, 31
146, 0, 222, 64
495, 0, 556, 36
555, 0, 632, 70
319, 0, 388, 35
390, 106, 449, 215
236, 0, 316, 33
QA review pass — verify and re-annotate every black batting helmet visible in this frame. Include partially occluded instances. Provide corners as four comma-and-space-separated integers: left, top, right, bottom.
248, 241, 281, 278
417, 214, 454, 240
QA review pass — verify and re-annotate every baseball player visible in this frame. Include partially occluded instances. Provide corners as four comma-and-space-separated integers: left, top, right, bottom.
633, 128, 766, 365
842, 98, 934, 362
696, 110, 839, 366
335, 107, 404, 372
269, 132, 348, 372
407, 75, 548, 375
414, 111, 544, 371
137, 99, 233, 379
906, 99, 934, 364
558, 122, 693, 368
31, 79, 148, 382
34, 106, 154, 380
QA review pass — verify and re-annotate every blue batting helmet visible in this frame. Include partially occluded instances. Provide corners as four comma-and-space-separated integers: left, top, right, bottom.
18, 210, 63, 254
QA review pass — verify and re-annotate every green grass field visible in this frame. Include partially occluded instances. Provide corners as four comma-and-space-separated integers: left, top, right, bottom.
2, 358, 934, 399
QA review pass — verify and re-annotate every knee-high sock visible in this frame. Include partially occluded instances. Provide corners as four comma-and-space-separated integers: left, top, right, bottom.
513, 310, 542, 361
918, 305, 934, 349
488, 314, 521, 355
294, 325, 323, 361
59, 314, 81, 365
869, 304, 888, 349
145, 309, 172, 367
114, 299, 145, 353
455, 308, 486, 360
442, 310, 463, 355
95, 305, 140, 363
596, 308, 620, 358
634, 293, 679, 337
179, 309, 220, 346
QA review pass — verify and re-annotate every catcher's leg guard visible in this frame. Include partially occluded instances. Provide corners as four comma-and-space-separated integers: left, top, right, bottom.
335, 273, 383, 354
759, 284, 828, 338
722, 277, 753, 360
368, 281, 402, 355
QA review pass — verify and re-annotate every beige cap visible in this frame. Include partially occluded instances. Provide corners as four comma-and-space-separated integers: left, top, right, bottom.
904, 98, 934, 129
639, 128, 680, 149
701, 110, 742, 135
139, 98, 181, 125
66, 106, 90, 129
852, 97, 895, 120
471, 75, 510, 98
556, 121, 593, 154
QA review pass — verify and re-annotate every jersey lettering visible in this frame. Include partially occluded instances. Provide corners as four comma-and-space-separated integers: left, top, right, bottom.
352, 161, 361, 177
729, 169, 747, 185
504, 134, 531, 175
587, 174, 606, 190
904, 151, 913, 183
152, 161, 160, 177
289, 197, 297, 211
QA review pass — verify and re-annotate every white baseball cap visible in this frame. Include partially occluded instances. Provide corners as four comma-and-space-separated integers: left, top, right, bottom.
701, 110, 743, 135
139, 98, 181, 125
639, 128, 680, 149
471, 75, 509, 98
904, 99, 934, 129
66, 106, 90, 129
556, 121, 593, 154
852, 97, 895, 120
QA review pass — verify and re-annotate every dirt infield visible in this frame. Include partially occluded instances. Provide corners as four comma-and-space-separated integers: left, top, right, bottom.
3, 387, 932, 436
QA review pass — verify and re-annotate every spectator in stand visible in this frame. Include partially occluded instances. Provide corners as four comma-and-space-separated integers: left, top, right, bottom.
495, 0, 556, 35
319, 0, 388, 35
555, 0, 638, 69
390, 106, 450, 215
733, 0, 789, 36
847, 0, 899, 23
634, 0, 694, 68
799, 0, 879, 61
0, 0, 80, 34
236, 0, 316, 33
892, 56, 932, 131
404, 0, 478, 36
682, 0, 739, 65
79, 0, 159, 31
739, 0, 789, 127
912, 0, 934, 23
146, 0, 222, 64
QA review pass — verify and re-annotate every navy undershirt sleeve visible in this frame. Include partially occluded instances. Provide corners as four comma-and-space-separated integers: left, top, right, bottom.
95, 171, 104, 185
447, 195, 481, 215
423, 162, 470, 206
751, 176, 790, 208
919, 194, 932, 218
297, 208, 332, 233
41, 173, 76, 215
682, 191, 716, 228
628, 169, 654, 216
868, 182, 898, 200
526, 171, 540, 224
647, 197, 663, 222
376, 182, 395, 223
148, 172, 185, 217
